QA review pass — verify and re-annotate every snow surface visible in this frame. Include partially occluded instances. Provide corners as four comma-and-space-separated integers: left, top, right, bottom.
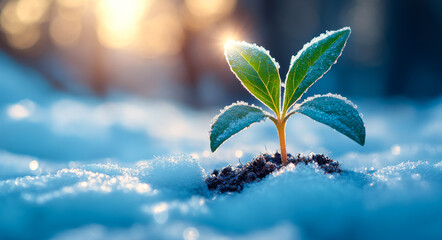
0, 52, 442, 239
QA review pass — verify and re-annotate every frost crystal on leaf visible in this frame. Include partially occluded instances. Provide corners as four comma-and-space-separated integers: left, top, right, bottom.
215, 27, 364, 155
294, 93, 365, 146
210, 102, 269, 152
225, 41, 280, 69
224, 41, 281, 114
283, 27, 351, 113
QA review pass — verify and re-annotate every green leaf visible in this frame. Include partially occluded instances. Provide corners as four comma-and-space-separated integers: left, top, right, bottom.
283, 27, 351, 114
225, 41, 281, 115
293, 94, 365, 146
210, 101, 269, 152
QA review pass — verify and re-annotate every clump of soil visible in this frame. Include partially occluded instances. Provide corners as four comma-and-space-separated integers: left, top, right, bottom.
205, 152, 342, 193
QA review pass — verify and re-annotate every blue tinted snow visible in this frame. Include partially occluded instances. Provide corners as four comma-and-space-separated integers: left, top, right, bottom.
0, 52, 441, 240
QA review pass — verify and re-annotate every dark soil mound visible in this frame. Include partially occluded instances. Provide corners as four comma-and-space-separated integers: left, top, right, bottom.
205, 152, 342, 193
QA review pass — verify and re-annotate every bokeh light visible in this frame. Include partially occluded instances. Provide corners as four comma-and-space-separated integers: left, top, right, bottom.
235, 150, 243, 158
29, 160, 39, 171
56, 0, 87, 8
7, 100, 35, 120
7, 26, 40, 50
1, 1, 25, 35
1, 1, 41, 49
0, 0, 431, 102
216, 22, 245, 52
15, 0, 49, 24
391, 145, 401, 155
55, 1, 86, 21
7, 104, 30, 119
152, 202, 168, 224
184, 0, 236, 30
136, 13, 183, 57
0, 0, 237, 57
183, 227, 199, 240
49, 16, 82, 47
96, 0, 151, 49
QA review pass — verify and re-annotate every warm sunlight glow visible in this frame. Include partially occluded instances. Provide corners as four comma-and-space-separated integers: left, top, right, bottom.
15, 0, 49, 24
185, 0, 236, 19
56, 0, 87, 8
0, 0, 238, 54
184, 0, 237, 30
1, 1, 24, 35
1, 1, 41, 50
224, 39, 235, 49
215, 23, 245, 53
55, 3, 85, 21
96, 0, 151, 48
129, 1, 184, 57
50, 16, 82, 47
7, 26, 40, 49
136, 12, 183, 57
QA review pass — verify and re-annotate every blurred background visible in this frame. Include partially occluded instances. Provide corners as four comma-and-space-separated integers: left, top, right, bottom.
1, 2, 441, 239
0, 0, 441, 163
0, 0, 441, 109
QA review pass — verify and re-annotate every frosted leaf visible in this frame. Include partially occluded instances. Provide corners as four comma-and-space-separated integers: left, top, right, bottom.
293, 93, 365, 146
210, 101, 270, 152
225, 41, 281, 114
283, 27, 351, 113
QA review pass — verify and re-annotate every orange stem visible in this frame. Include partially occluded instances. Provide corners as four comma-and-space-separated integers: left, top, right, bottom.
276, 119, 288, 165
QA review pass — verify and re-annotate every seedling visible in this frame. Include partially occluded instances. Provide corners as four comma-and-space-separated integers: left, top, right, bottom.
209, 27, 365, 165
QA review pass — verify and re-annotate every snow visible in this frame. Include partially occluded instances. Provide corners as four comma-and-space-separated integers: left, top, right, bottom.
0, 52, 442, 239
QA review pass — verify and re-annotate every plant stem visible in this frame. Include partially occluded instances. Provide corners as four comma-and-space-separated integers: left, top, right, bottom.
276, 119, 288, 165
269, 116, 288, 165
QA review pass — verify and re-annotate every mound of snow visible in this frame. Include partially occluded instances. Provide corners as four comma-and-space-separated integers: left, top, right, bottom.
136, 155, 207, 196
0, 152, 440, 240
